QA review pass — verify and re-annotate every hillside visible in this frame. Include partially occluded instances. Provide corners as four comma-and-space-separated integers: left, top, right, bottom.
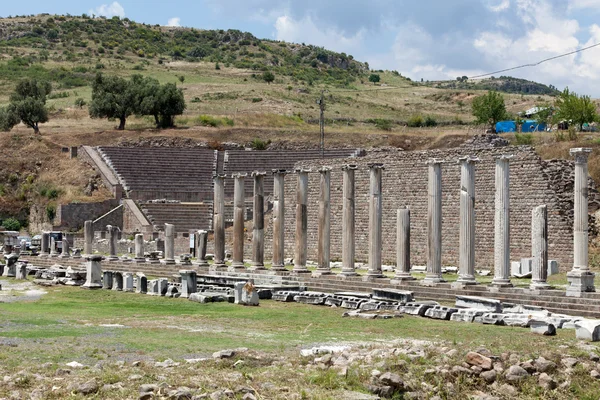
427, 76, 560, 96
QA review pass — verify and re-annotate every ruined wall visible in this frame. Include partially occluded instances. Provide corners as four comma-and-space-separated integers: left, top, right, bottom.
56, 199, 120, 231
261, 145, 575, 271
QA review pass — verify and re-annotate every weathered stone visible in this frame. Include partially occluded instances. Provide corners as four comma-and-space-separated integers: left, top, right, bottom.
272, 290, 300, 302
457, 156, 479, 285
378, 372, 404, 389
480, 370, 497, 383
123, 272, 134, 292
314, 167, 332, 276
561, 357, 579, 368
575, 319, 600, 341
179, 270, 197, 299
465, 352, 493, 370
503, 314, 533, 327
491, 155, 513, 287
75, 379, 99, 395
423, 159, 444, 285
271, 170, 287, 271
294, 292, 330, 305
230, 173, 247, 271
530, 321, 556, 336
136, 274, 147, 294
392, 206, 414, 281
474, 313, 505, 325
531, 205, 550, 289
371, 288, 413, 303
340, 165, 358, 276
399, 302, 438, 317
450, 309, 486, 323
293, 169, 310, 273
534, 357, 556, 373
250, 172, 266, 270
424, 305, 458, 320
455, 295, 501, 313
538, 373, 557, 390
82, 255, 103, 289
212, 174, 226, 270
102, 271, 113, 290
505, 365, 528, 382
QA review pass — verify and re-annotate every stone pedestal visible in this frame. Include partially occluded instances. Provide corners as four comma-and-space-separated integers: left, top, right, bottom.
102, 271, 113, 290
271, 170, 288, 271
194, 230, 209, 267
124, 272, 134, 292
106, 225, 120, 262
162, 223, 176, 265
134, 234, 146, 263
82, 255, 103, 289
392, 207, 415, 282
456, 156, 479, 285
212, 174, 227, 270
112, 272, 124, 291
491, 155, 513, 287
49, 237, 59, 257
40, 232, 50, 257
567, 148, 595, 296
423, 159, 445, 285
530, 205, 550, 290
340, 165, 358, 276
84, 220, 93, 256
180, 270, 197, 298
250, 171, 267, 270
229, 173, 247, 271
136, 274, 148, 294
314, 167, 332, 276
58, 236, 70, 259
293, 168, 311, 274
366, 163, 385, 279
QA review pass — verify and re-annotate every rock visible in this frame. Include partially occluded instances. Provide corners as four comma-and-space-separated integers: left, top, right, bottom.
455, 295, 502, 313
590, 352, 600, 362
498, 384, 518, 397
366, 384, 394, 398
530, 321, 556, 336
538, 373, 557, 390
520, 360, 536, 374
591, 370, 600, 380
140, 384, 159, 394
561, 357, 578, 368
29, 389, 44, 400
480, 370, 497, 383
505, 365, 528, 382
534, 357, 556, 373
213, 349, 236, 359
466, 352, 493, 370
378, 372, 404, 389
168, 388, 192, 399
155, 359, 179, 368
76, 379, 99, 395
242, 394, 257, 400
129, 374, 143, 381
575, 319, 600, 341
445, 349, 458, 358
139, 394, 154, 400
65, 361, 84, 369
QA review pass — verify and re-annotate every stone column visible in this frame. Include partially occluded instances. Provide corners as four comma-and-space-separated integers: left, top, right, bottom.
251, 171, 266, 270
50, 237, 58, 257
491, 155, 513, 287
40, 232, 50, 257
107, 225, 119, 261
456, 156, 479, 285
567, 148, 595, 295
530, 205, 550, 290
271, 169, 287, 271
392, 207, 414, 281
134, 234, 145, 263
230, 173, 247, 271
314, 166, 332, 276
212, 174, 227, 270
423, 159, 445, 285
59, 235, 70, 259
82, 255, 104, 289
84, 220, 93, 256
162, 223, 176, 264
124, 272, 134, 292
366, 163, 384, 279
195, 230, 209, 267
179, 269, 197, 298
293, 168, 311, 273
340, 165, 358, 276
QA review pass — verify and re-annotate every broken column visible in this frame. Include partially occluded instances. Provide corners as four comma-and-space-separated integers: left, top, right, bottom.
102, 271, 113, 289
393, 207, 414, 281
456, 156, 479, 285
230, 173, 247, 271
293, 168, 311, 274
340, 165, 358, 276
271, 169, 287, 271
84, 220, 93, 256
134, 233, 145, 263
212, 174, 227, 270
162, 223, 176, 265
315, 166, 332, 276
39, 232, 50, 257
567, 148, 595, 296
530, 205, 550, 290
107, 225, 119, 261
49, 237, 58, 257
112, 271, 123, 291
59, 235, 70, 259
423, 159, 445, 285
366, 163, 384, 279
194, 230, 209, 267
123, 272, 134, 292
179, 270, 197, 298
491, 155, 513, 287
251, 171, 266, 270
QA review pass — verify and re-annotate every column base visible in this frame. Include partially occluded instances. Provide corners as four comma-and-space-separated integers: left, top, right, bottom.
566, 269, 595, 297
147, 259, 160, 264
529, 281, 551, 290
248, 263, 266, 271
421, 274, 445, 286
363, 273, 384, 281
391, 272, 415, 282
312, 269, 332, 277
210, 263, 228, 272
49, 253, 59, 258
193, 261, 210, 268
134, 258, 147, 263
107, 256, 120, 262
81, 282, 103, 290
58, 255, 70, 259
161, 259, 176, 265
292, 266, 311, 274
490, 277, 513, 287
228, 263, 246, 272
120, 258, 133, 263
72, 255, 82, 259
455, 276, 478, 286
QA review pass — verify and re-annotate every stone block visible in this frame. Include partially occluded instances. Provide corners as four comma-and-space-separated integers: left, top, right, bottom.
371, 288, 414, 303
166, 285, 179, 298
474, 313, 505, 325
503, 313, 533, 327
455, 295, 502, 313
272, 291, 301, 302
294, 292, 330, 305
424, 305, 458, 320
520, 258, 533, 274
547, 260, 559, 276
360, 301, 398, 312
530, 321, 556, 336
575, 320, 600, 341
511, 261, 521, 276
341, 298, 368, 309
450, 309, 485, 323
399, 301, 438, 317
189, 292, 228, 303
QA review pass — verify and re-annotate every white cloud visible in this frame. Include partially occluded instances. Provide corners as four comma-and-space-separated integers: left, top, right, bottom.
89, 1, 125, 18
567, 0, 600, 10
167, 17, 181, 27
487, 0, 511, 12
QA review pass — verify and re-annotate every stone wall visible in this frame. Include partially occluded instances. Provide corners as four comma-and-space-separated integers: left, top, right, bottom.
261, 146, 576, 271
56, 199, 120, 231
91, 204, 124, 232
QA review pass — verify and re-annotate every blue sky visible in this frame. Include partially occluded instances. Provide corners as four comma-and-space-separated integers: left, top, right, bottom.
4, 0, 600, 96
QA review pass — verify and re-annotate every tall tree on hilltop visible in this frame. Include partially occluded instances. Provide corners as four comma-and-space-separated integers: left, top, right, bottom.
7, 79, 52, 134
89, 73, 138, 130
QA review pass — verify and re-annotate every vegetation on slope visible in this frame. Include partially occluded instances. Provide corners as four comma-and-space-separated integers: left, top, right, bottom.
428, 76, 560, 96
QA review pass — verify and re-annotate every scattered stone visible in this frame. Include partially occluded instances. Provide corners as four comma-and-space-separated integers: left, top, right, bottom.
498, 384, 518, 397
213, 349, 236, 359
466, 352, 493, 370
480, 370, 497, 383
591, 370, 600, 380
65, 361, 84, 369
75, 379, 99, 395
575, 319, 600, 341
378, 372, 404, 389
424, 305, 458, 320
562, 357, 578, 368
505, 365, 528, 382
530, 321, 556, 336
538, 373, 557, 390
455, 296, 502, 313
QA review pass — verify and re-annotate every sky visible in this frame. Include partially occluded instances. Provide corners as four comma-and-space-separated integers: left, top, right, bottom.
3, 0, 600, 96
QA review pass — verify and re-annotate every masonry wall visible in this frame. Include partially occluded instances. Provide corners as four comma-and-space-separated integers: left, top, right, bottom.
56, 199, 120, 231
261, 146, 574, 271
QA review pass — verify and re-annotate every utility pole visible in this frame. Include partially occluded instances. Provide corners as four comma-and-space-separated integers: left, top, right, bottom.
317, 90, 325, 158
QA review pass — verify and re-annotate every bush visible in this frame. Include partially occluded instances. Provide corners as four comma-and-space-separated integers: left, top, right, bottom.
74, 98, 86, 108
250, 138, 270, 150
366, 118, 392, 131
407, 115, 424, 127
1, 217, 21, 231
251, 97, 263, 103
424, 116, 437, 127
514, 133, 533, 145
46, 204, 56, 221
194, 115, 234, 127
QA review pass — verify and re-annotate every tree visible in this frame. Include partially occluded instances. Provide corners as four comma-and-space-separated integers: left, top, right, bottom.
1, 217, 21, 231
471, 91, 508, 131
136, 77, 186, 128
262, 71, 275, 84
8, 79, 52, 134
178, 75, 185, 84
554, 87, 598, 130
532, 102, 553, 130
368, 73, 380, 84
89, 73, 138, 130
0, 106, 19, 131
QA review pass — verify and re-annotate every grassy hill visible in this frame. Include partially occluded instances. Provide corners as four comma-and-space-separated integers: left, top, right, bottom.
427, 76, 560, 96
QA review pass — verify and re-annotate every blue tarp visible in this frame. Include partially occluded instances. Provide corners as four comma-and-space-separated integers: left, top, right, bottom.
495, 120, 516, 133
521, 120, 546, 132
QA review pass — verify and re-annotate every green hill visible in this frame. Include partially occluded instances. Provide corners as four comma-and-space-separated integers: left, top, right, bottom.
427, 76, 560, 96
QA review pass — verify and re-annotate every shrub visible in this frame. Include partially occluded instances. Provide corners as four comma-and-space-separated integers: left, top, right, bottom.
2, 217, 21, 231
407, 115, 424, 127
250, 138, 270, 150
514, 133, 533, 145
74, 98, 86, 108
251, 97, 263, 103
46, 204, 56, 221
424, 116, 437, 127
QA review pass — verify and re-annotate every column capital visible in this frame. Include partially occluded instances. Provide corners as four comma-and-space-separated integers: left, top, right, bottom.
458, 155, 480, 164
251, 170, 267, 177
495, 154, 514, 161
318, 166, 332, 173
426, 158, 444, 166
367, 162, 385, 170
231, 173, 247, 179
570, 147, 592, 163
271, 168, 289, 175
294, 168, 312, 174
342, 164, 358, 171
213, 173, 227, 179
